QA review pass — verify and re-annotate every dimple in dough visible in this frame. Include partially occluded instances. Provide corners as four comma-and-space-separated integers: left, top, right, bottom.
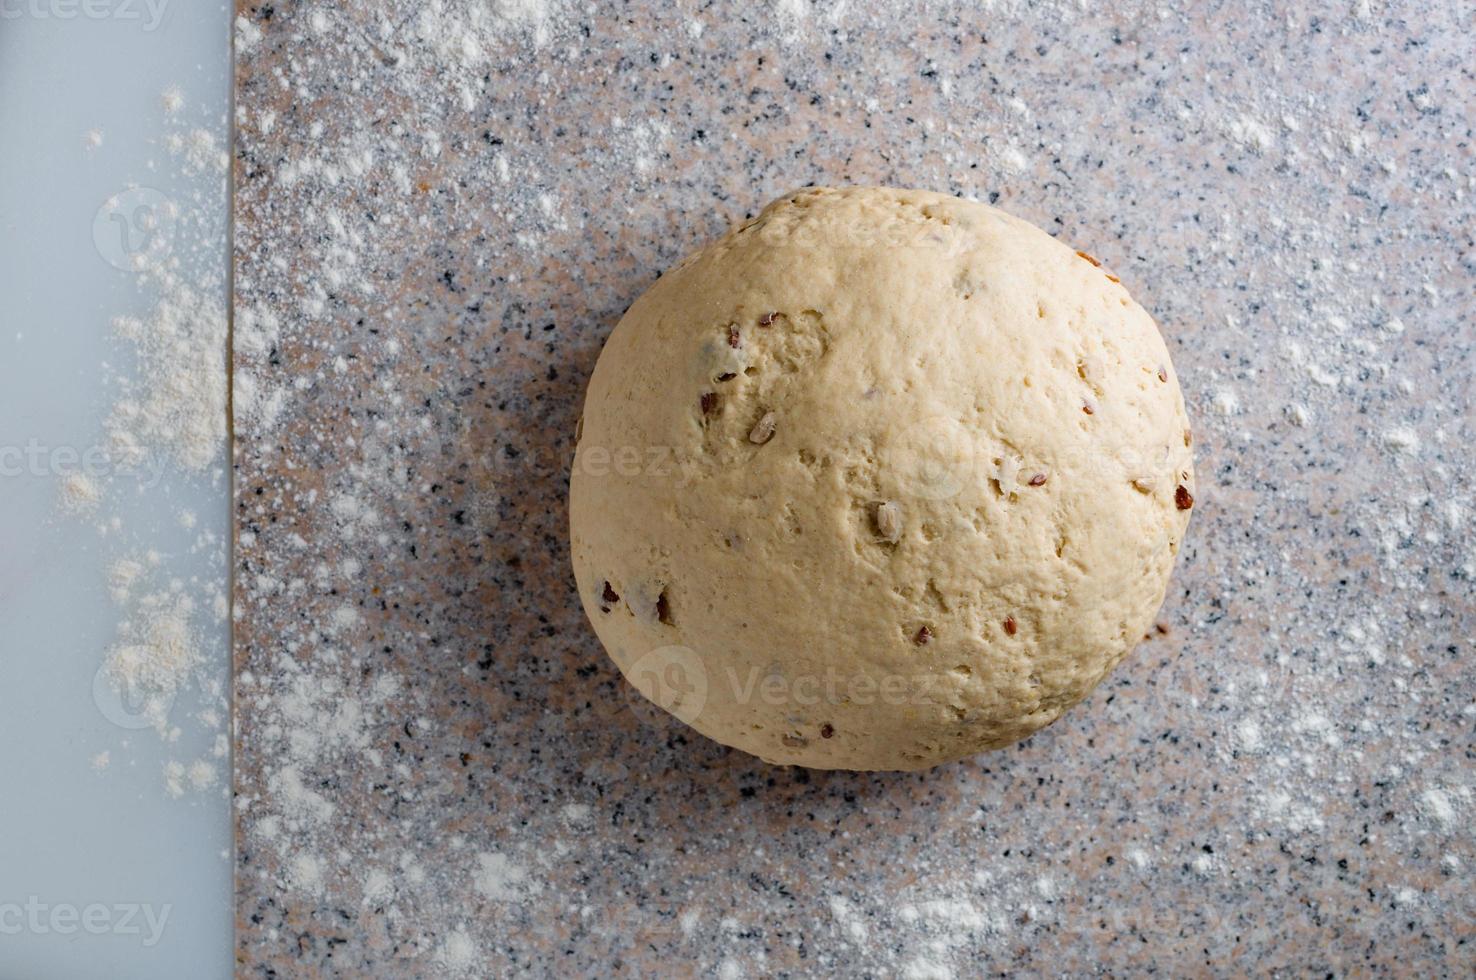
570, 186, 1194, 771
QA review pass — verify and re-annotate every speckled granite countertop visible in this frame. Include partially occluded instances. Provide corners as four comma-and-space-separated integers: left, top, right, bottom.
232, 1, 1475, 975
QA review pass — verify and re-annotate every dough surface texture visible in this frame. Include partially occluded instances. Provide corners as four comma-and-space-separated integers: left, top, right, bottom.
570, 186, 1194, 771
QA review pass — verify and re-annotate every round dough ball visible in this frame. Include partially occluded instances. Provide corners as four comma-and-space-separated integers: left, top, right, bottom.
570, 186, 1194, 771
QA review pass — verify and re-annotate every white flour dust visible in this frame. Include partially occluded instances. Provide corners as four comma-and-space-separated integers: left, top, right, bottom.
61, 89, 231, 801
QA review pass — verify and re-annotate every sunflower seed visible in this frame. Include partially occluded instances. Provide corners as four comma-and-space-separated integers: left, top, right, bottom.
874, 501, 902, 543
748, 411, 776, 445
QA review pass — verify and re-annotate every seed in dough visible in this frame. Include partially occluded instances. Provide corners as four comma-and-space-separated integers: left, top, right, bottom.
874, 501, 903, 543
748, 412, 777, 445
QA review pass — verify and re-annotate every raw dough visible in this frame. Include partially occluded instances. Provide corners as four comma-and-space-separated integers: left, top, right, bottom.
569, 187, 1194, 771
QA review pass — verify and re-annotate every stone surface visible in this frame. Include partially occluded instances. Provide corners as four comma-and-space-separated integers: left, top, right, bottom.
233, 1, 1475, 975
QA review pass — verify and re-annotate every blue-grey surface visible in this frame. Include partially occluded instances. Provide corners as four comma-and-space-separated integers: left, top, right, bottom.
0, 3, 232, 978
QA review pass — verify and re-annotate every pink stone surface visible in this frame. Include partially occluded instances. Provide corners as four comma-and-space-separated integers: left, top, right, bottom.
234, 1, 1475, 975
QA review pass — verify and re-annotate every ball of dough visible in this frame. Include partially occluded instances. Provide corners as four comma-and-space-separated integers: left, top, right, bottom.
570, 187, 1194, 771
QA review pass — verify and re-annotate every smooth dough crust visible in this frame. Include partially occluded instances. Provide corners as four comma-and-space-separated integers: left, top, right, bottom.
569, 186, 1194, 771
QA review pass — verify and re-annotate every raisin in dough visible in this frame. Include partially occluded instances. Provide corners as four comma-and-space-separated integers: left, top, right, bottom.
569, 187, 1194, 771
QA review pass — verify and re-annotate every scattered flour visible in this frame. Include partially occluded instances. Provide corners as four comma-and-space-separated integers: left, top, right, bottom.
58, 472, 101, 514
290, 853, 325, 895
1383, 426, 1420, 454
1418, 787, 1458, 829
995, 142, 1030, 174
223, 1, 1474, 974
108, 558, 145, 602
103, 600, 198, 722
474, 852, 542, 902
1226, 113, 1275, 153
163, 760, 187, 798
59, 93, 232, 800
828, 896, 868, 942
438, 927, 479, 974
